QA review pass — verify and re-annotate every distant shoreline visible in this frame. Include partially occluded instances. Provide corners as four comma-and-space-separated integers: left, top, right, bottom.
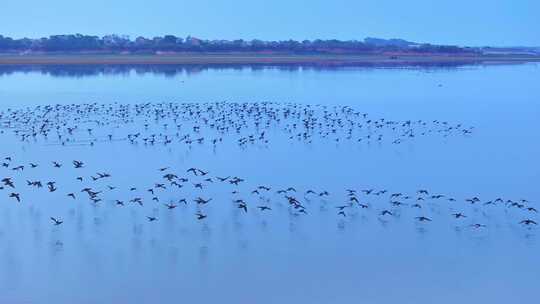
0, 53, 539, 67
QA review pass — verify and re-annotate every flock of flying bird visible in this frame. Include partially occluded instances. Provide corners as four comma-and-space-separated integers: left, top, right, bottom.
0, 156, 536, 231
0, 102, 535, 236
0, 102, 474, 150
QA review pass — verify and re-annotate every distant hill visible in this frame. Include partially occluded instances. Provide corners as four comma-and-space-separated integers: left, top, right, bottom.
363, 37, 418, 48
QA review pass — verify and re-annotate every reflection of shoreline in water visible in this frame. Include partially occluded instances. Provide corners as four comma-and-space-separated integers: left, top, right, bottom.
0, 62, 487, 78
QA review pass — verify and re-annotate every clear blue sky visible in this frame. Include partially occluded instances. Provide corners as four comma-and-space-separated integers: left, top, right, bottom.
1, 0, 539, 46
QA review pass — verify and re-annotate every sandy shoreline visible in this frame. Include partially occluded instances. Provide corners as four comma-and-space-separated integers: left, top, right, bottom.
0, 53, 538, 66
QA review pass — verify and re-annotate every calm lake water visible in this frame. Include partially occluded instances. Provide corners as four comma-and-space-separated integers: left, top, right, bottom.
0, 63, 539, 304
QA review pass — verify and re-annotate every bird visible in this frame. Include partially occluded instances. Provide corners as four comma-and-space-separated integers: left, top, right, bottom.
164, 203, 177, 209
146, 216, 158, 222
50, 217, 63, 225
526, 207, 537, 213
319, 191, 329, 197
520, 219, 537, 226
9, 192, 21, 202
470, 223, 486, 229
2, 178, 15, 188
195, 197, 212, 205
237, 202, 248, 213
380, 210, 392, 216
73, 160, 84, 168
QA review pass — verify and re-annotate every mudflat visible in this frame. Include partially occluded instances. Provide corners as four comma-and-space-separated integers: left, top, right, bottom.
0, 53, 538, 66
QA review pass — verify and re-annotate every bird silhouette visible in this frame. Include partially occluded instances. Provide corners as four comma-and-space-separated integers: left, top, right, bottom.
164, 203, 177, 209
9, 192, 21, 202
380, 210, 392, 216
238, 202, 248, 213
50, 217, 63, 225
470, 223, 486, 229
520, 219, 537, 226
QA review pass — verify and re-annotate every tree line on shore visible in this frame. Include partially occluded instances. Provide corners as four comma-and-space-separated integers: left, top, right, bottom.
0, 34, 475, 54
